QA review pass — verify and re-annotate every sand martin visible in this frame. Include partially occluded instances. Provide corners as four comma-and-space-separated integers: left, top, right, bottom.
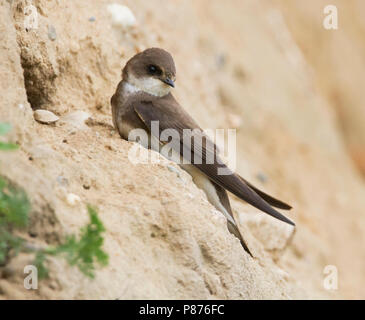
111, 48, 294, 255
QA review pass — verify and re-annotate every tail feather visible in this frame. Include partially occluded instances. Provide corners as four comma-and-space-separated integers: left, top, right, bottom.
227, 220, 253, 257
213, 182, 253, 255
238, 176, 292, 210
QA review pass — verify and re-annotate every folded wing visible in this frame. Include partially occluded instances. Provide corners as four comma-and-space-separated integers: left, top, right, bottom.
134, 95, 294, 226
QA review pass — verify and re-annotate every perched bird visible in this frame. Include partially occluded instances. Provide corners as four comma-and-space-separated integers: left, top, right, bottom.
111, 48, 294, 255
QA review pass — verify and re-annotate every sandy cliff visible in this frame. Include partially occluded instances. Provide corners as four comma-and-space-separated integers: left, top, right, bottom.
1, 0, 365, 299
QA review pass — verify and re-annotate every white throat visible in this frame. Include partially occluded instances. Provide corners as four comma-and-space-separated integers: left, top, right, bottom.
126, 74, 171, 97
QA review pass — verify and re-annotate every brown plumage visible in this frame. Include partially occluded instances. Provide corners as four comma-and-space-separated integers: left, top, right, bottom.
111, 48, 294, 256
122, 48, 176, 87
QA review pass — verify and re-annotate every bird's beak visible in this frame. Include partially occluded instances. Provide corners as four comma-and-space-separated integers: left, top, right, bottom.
161, 77, 175, 88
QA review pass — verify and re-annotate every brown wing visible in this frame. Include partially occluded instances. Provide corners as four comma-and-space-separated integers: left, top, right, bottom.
133, 94, 294, 226
237, 176, 292, 210
214, 183, 252, 256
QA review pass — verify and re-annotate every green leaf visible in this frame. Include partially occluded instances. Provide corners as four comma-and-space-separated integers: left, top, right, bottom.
0, 142, 18, 150
33, 252, 49, 279
0, 176, 30, 264
55, 205, 108, 278
0, 123, 18, 150
41, 205, 109, 278
1, 181, 108, 280
0, 123, 12, 136
0, 227, 25, 264
0, 178, 29, 228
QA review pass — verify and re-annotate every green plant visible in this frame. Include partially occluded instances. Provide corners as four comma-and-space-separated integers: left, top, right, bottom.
0, 122, 27, 263
0, 123, 18, 150
0, 122, 108, 278
33, 205, 109, 279
0, 177, 30, 263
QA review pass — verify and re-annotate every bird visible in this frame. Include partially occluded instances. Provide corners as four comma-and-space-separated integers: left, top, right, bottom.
111, 47, 294, 255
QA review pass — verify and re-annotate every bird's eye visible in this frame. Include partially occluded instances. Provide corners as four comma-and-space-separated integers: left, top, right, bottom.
148, 65, 160, 75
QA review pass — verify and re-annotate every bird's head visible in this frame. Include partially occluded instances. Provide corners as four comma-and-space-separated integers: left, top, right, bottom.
123, 48, 176, 97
